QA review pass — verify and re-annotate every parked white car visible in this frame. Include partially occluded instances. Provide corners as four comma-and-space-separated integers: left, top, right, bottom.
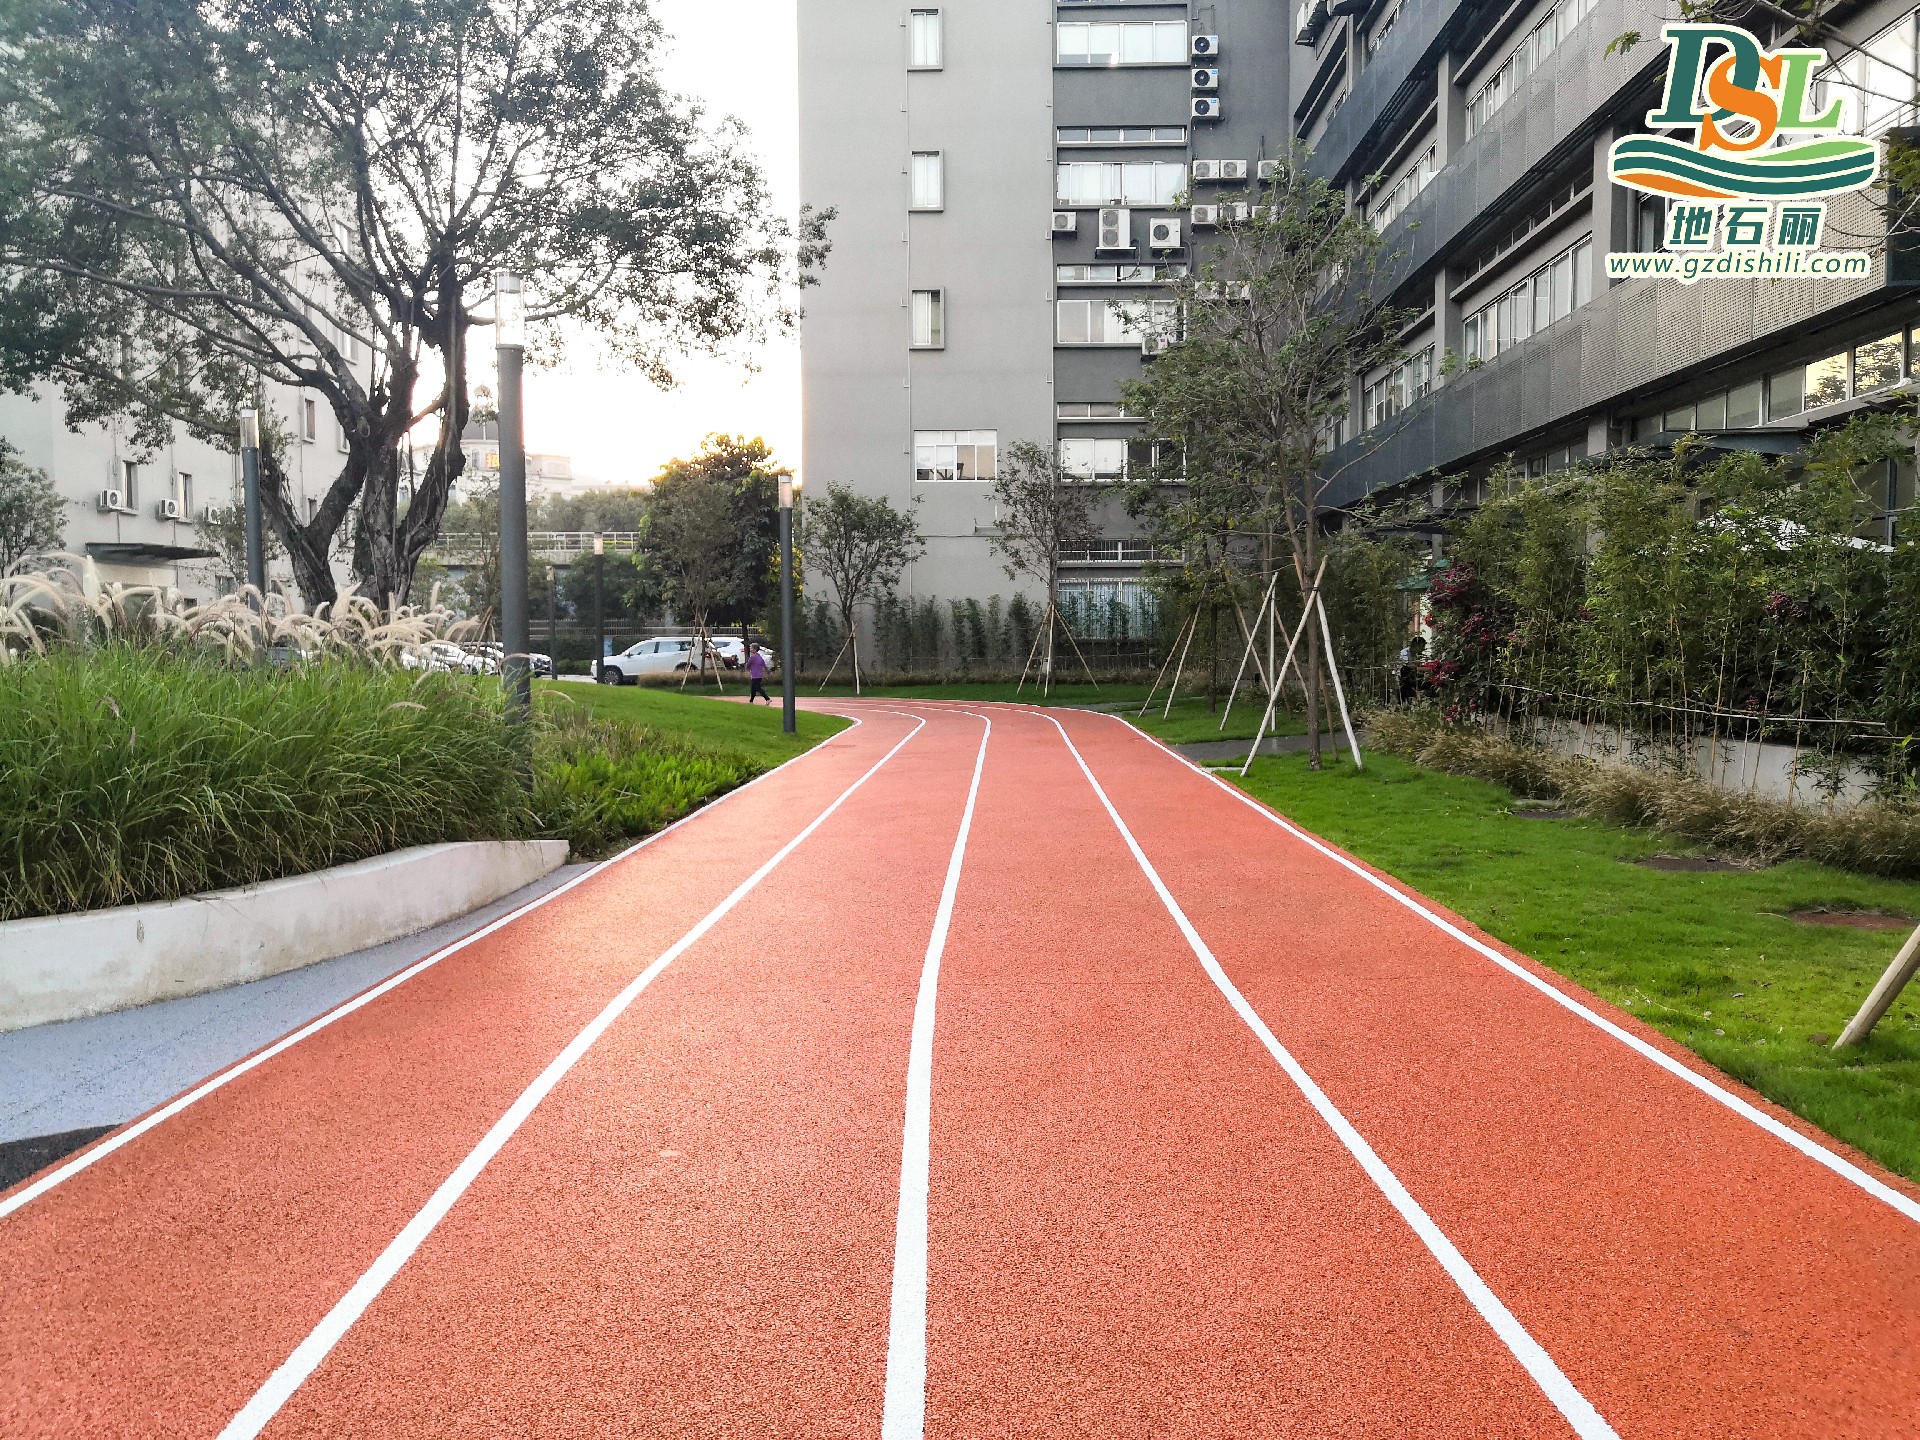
596, 636, 712, 683
710, 637, 775, 670
400, 640, 478, 674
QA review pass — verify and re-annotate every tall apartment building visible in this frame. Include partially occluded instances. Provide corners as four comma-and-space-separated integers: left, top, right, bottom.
797, 0, 1920, 620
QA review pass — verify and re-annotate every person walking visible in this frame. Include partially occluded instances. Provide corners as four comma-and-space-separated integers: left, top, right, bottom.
746, 645, 772, 704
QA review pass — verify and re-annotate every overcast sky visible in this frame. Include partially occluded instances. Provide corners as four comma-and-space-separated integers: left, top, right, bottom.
512, 0, 802, 488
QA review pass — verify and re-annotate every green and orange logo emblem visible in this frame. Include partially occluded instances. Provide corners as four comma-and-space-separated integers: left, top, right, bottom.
1609, 25, 1879, 199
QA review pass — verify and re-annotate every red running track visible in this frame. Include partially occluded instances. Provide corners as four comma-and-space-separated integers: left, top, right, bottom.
3, 700, 1918, 1437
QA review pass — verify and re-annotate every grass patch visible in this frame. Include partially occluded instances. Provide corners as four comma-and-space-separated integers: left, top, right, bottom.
537, 681, 848, 765
1128, 692, 1308, 746
1230, 750, 1920, 1182
2, 647, 529, 920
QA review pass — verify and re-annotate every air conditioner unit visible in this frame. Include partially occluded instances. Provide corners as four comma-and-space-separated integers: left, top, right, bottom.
1191, 204, 1220, 228
1256, 159, 1287, 182
1220, 202, 1252, 224
1191, 67, 1219, 90
1192, 96, 1224, 121
1250, 204, 1276, 221
156, 497, 183, 521
1219, 159, 1251, 182
1194, 281, 1221, 300
1229, 282, 1254, 301
1149, 217, 1183, 251
1142, 334, 1170, 356
1191, 159, 1220, 183
97, 487, 124, 513
1095, 207, 1132, 252
1295, 0, 1330, 46
1051, 210, 1078, 235
200, 503, 223, 522
1191, 34, 1220, 57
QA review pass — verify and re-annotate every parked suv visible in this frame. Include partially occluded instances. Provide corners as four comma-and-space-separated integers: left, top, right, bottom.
595, 636, 717, 684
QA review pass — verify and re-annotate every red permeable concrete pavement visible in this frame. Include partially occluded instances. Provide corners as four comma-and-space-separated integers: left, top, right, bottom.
0, 708, 913, 1440
1047, 707, 1920, 1437
258, 705, 991, 1437
918, 705, 1576, 1438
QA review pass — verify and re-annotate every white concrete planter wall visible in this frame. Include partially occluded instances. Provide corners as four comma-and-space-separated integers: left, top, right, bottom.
0, 840, 570, 1033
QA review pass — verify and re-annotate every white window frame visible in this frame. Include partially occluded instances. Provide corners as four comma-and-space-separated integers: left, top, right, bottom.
302, 396, 318, 442
910, 151, 944, 211
913, 429, 997, 483
1462, 235, 1593, 361
1055, 21, 1187, 66
1055, 160, 1185, 207
1464, 0, 1598, 139
1054, 297, 1177, 346
909, 8, 942, 69
910, 289, 945, 349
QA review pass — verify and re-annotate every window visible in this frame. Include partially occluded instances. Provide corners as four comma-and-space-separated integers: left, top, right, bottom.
1055, 161, 1185, 206
1059, 438, 1128, 477
305, 495, 320, 522
1523, 440, 1585, 476
1805, 353, 1848, 409
1058, 579, 1158, 638
177, 472, 193, 514
1766, 365, 1805, 421
302, 397, 318, 442
1055, 126, 1187, 145
1727, 380, 1762, 429
1367, 2, 1400, 55
121, 459, 138, 508
1055, 297, 1177, 345
1461, 169, 1592, 281
1634, 194, 1666, 253
910, 289, 944, 348
1827, 14, 1919, 135
913, 430, 997, 482
1057, 402, 1134, 419
1464, 0, 1599, 139
337, 415, 351, 453
1369, 146, 1435, 229
909, 9, 942, 68
1056, 263, 1182, 284
1056, 21, 1186, 65
1461, 236, 1593, 361
911, 152, 943, 210
1059, 538, 1159, 563
1855, 332, 1904, 393
1362, 346, 1434, 430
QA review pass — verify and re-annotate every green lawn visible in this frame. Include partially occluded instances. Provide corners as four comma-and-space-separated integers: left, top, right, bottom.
1223, 750, 1920, 1181
1129, 692, 1309, 745
537, 680, 850, 765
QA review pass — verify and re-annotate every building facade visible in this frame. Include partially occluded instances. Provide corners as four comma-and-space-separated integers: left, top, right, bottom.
799, 0, 1920, 617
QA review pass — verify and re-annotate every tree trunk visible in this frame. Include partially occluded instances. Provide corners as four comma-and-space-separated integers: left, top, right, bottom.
1207, 601, 1219, 712
1305, 523, 1323, 771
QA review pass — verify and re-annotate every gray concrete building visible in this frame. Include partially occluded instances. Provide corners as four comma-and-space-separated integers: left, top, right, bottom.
798, 0, 1920, 630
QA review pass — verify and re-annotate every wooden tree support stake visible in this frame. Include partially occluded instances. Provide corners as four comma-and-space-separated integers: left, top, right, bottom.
1239, 557, 1327, 778
1834, 920, 1920, 1048
1219, 572, 1279, 731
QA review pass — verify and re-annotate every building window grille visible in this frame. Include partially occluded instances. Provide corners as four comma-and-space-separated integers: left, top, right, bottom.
1362, 346, 1433, 430
1055, 126, 1187, 145
913, 429, 997, 482
1056, 263, 1182, 284
1369, 146, 1435, 229
1464, 0, 1599, 138
1055, 298, 1177, 345
1461, 236, 1593, 362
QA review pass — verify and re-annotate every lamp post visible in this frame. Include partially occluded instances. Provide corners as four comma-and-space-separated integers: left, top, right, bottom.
593, 533, 606, 679
548, 563, 561, 676
779, 475, 798, 734
494, 271, 530, 722
238, 407, 265, 600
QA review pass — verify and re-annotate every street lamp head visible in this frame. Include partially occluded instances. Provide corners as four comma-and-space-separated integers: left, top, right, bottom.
778, 476, 794, 509
238, 407, 260, 450
593, 534, 605, 556
494, 270, 525, 349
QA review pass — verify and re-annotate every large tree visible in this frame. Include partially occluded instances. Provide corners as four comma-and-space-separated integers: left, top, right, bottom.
0, 438, 62, 571
1124, 146, 1411, 764
652, 433, 787, 631
0, 0, 827, 607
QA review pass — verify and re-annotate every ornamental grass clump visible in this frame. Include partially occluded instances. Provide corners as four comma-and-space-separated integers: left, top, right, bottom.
0, 647, 530, 921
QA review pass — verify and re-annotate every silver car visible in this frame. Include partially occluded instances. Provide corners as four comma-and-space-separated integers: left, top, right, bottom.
596, 636, 709, 683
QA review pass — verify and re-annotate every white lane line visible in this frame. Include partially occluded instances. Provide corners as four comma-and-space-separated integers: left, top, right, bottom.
215, 713, 926, 1440
1090, 712, 1920, 1228
0, 713, 872, 1223
881, 710, 991, 1440
1035, 711, 1618, 1440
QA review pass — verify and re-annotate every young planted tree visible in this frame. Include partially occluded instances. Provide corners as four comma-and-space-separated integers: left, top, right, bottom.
801, 484, 923, 692
1124, 145, 1413, 764
645, 467, 739, 684
653, 434, 787, 644
0, 441, 65, 572
0, 0, 826, 608
988, 439, 1100, 694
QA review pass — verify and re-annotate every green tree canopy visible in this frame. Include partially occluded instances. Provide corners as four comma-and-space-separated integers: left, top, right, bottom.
0, 439, 63, 571
0, 0, 828, 607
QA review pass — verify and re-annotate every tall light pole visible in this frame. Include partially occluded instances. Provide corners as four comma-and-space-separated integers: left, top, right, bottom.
779, 475, 798, 734
238, 407, 265, 601
593, 533, 606, 679
494, 271, 531, 722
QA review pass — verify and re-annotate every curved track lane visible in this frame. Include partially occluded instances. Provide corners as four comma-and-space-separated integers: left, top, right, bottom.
2, 699, 1917, 1437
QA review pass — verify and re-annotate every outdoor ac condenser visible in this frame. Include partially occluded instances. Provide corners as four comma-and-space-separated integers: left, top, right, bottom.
97, 488, 124, 513
1096, 207, 1132, 252
1149, 218, 1183, 251
1051, 210, 1078, 235
1192, 96, 1224, 120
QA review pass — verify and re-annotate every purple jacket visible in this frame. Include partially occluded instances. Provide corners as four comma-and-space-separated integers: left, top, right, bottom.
746, 651, 768, 680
